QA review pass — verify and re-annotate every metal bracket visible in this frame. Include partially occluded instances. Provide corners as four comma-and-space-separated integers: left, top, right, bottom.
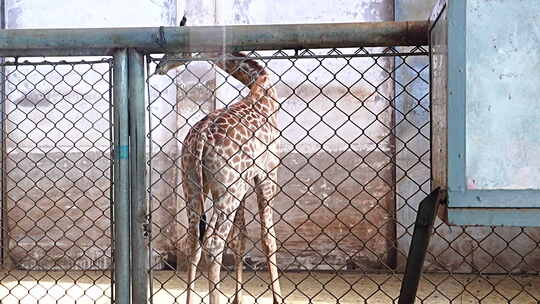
157, 26, 167, 51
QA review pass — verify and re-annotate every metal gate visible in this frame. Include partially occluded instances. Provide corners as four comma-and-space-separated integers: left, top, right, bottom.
0, 49, 131, 304
144, 46, 430, 303
0, 57, 115, 303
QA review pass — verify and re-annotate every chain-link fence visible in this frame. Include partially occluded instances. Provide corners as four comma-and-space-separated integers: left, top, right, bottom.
0, 36, 538, 304
0, 57, 114, 304
145, 47, 540, 304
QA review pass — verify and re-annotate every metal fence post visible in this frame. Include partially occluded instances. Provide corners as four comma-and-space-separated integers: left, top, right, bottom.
113, 49, 131, 304
129, 48, 148, 304
0, 0, 8, 270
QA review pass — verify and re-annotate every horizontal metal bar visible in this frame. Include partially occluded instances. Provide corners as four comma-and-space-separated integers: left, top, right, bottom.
0, 48, 116, 57
449, 189, 540, 208
0, 21, 428, 56
447, 208, 540, 227
430, 0, 447, 26
1, 58, 112, 66
147, 49, 429, 62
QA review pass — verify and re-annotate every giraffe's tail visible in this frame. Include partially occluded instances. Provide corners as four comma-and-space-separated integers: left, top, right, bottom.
193, 131, 207, 244
182, 126, 209, 245
198, 214, 206, 243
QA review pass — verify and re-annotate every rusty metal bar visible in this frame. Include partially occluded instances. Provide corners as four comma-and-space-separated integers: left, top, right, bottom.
0, 21, 428, 56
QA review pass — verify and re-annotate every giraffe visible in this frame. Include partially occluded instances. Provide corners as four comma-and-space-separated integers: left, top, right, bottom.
155, 18, 283, 304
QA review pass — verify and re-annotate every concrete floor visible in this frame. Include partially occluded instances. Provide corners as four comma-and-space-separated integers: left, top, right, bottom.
0, 270, 538, 304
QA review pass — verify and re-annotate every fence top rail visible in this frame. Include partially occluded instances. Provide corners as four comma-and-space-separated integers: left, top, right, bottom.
0, 21, 428, 57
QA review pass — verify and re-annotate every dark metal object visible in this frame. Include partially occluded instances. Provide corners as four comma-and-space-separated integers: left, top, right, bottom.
398, 188, 442, 304
430, 0, 447, 25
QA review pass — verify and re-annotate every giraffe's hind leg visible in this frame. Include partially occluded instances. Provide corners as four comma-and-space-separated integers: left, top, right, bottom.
204, 183, 247, 304
229, 199, 246, 304
184, 181, 209, 304
254, 173, 283, 304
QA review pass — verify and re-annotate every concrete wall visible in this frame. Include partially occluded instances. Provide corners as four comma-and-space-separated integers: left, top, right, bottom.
3, 0, 177, 270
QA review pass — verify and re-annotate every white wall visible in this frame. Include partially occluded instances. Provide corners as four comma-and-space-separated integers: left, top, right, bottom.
7, 0, 176, 28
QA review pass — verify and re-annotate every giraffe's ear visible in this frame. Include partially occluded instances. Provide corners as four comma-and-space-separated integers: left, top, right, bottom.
180, 15, 187, 27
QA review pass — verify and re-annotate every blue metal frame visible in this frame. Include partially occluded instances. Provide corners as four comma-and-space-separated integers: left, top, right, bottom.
113, 49, 131, 304
448, 208, 540, 226
449, 190, 540, 208
0, 22, 427, 57
447, 0, 466, 195
433, 0, 540, 226
128, 49, 149, 304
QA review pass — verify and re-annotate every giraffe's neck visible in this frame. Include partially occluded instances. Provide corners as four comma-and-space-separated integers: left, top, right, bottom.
207, 52, 277, 109
207, 52, 266, 87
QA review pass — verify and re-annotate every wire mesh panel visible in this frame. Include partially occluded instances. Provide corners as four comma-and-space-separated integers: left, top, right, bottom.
0, 57, 114, 304
145, 47, 540, 304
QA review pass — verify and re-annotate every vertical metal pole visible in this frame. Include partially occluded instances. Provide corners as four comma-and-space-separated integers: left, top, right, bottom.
128, 49, 148, 304
113, 49, 131, 304
388, 54, 397, 270
144, 57, 155, 304
398, 187, 441, 304
0, 0, 7, 269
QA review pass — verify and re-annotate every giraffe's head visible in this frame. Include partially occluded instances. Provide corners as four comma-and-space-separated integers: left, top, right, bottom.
154, 16, 192, 75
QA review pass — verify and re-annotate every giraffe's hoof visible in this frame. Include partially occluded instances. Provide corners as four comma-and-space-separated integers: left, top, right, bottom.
272, 298, 284, 304
232, 296, 243, 304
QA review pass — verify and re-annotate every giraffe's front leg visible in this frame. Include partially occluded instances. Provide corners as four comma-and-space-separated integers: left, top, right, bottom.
255, 174, 283, 304
185, 209, 204, 304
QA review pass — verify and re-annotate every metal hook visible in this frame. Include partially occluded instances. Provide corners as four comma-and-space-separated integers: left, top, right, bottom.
158, 25, 167, 51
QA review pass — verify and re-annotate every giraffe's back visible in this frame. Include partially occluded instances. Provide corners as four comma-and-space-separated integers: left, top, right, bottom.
181, 95, 279, 189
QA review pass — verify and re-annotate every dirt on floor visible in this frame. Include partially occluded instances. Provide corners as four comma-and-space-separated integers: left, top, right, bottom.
0, 270, 538, 304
